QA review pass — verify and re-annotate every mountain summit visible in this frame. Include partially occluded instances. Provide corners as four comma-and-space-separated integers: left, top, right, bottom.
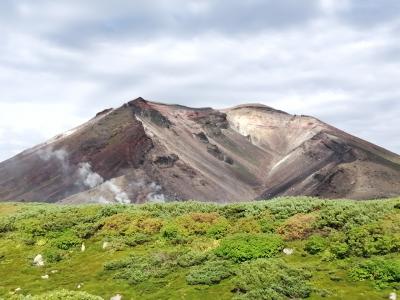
1, 98, 400, 203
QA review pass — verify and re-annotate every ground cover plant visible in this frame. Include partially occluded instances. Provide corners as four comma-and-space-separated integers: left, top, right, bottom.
0, 197, 399, 299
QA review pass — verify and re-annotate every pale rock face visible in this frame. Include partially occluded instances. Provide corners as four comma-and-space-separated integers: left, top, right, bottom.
33, 254, 44, 266
110, 294, 123, 300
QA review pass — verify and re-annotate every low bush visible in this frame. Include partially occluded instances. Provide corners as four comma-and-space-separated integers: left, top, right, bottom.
134, 217, 164, 235
52, 232, 81, 250
346, 224, 399, 257
176, 212, 222, 235
105, 252, 179, 285
305, 235, 327, 255
0, 217, 15, 233
349, 258, 400, 288
177, 251, 208, 267
104, 257, 132, 271
101, 213, 133, 234
230, 217, 262, 234
259, 219, 275, 234
316, 203, 389, 230
73, 222, 102, 239
233, 259, 312, 299
161, 223, 188, 244
215, 233, 284, 262
277, 213, 317, 240
43, 249, 64, 263
186, 260, 232, 285
124, 233, 152, 247
17, 218, 46, 237
329, 241, 350, 259
206, 220, 229, 239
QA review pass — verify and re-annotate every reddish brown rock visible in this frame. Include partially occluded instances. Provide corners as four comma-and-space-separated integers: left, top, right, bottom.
1, 97, 399, 203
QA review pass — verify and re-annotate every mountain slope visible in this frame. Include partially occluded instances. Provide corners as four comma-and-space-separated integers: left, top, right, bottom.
0, 97, 399, 203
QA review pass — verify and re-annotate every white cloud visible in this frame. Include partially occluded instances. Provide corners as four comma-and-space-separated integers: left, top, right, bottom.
0, 0, 399, 161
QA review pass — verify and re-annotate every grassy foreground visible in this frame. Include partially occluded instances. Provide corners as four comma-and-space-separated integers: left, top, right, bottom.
0, 197, 399, 299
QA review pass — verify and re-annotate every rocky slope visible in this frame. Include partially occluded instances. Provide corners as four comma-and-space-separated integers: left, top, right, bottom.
1, 97, 399, 203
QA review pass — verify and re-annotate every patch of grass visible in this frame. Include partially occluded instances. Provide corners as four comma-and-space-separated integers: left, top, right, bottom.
0, 197, 399, 299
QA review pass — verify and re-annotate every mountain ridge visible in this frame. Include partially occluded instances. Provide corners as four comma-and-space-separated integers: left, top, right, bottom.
1, 97, 399, 203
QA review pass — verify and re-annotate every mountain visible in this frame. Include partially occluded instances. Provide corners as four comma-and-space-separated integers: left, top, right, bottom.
1, 97, 400, 203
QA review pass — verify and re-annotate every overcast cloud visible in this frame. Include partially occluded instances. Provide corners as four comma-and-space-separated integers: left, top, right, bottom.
0, 0, 399, 161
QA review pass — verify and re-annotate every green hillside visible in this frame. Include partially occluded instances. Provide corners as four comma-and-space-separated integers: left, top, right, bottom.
0, 197, 399, 299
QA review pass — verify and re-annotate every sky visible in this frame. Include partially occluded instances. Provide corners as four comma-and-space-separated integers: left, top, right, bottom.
0, 0, 399, 161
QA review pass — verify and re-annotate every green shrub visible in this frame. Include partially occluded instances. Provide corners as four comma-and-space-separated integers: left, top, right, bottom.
98, 205, 124, 217
52, 232, 81, 250
277, 213, 317, 240
43, 249, 63, 263
221, 205, 249, 219
316, 203, 389, 230
177, 251, 208, 267
207, 219, 230, 239
305, 235, 327, 255
215, 233, 284, 262
176, 212, 222, 236
346, 225, 399, 257
329, 241, 350, 259
124, 233, 152, 247
101, 213, 133, 235
0, 217, 15, 233
233, 259, 312, 299
113, 268, 151, 284
17, 219, 46, 236
231, 217, 262, 234
186, 260, 232, 285
161, 224, 180, 239
104, 252, 179, 285
259, 219, 275, 233
349, 258, 400, 288
73, 223, 102, 239
104, 258, 132, 271
161, 223, 188, 244
134, 217, 164, 235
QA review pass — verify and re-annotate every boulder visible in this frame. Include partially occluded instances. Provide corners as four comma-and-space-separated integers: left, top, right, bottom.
33, 254, 44, 266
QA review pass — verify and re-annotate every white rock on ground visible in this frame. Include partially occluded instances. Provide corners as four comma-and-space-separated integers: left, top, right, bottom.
14, 288, 21, 292
33, 254, 44, 266
389, 292, 397, 300
102, 241, 110, 250
110, 294, 122, 300
41, 274, 49, 279
283, 248, 294, 255
81, 243, 86, 252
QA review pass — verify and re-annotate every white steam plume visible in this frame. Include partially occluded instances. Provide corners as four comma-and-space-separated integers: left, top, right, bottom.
38, 147, 69, 172
77, 162, 130, 204
104, 181, 130, 204
77, 162, 104, 188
